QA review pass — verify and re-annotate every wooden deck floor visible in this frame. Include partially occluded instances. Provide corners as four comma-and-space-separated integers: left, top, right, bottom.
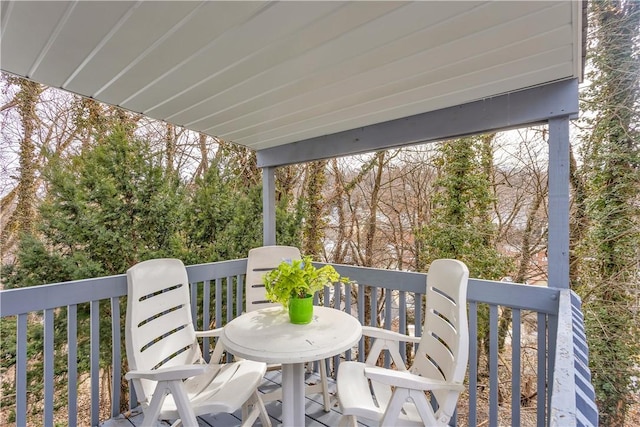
101, 371, 364, 427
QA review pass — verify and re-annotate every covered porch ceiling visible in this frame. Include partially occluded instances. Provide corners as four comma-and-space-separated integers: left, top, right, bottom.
1, 1, 584, 162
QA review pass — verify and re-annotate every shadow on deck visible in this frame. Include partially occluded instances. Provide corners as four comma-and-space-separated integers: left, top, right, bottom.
100, 371, 359, 427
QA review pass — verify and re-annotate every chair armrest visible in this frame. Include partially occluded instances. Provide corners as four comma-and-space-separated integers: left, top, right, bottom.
195, 328, 227, 362
125, 364, 209, 382
362, 326, 420, 369
195, 327, 224, 338
364, 366, 465, 392
362, 326, 421, 344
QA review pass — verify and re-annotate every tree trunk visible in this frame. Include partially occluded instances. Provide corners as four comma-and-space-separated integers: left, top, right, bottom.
302, 161, 327, 257
14, 79, 41, 237
165, 123, 176, 176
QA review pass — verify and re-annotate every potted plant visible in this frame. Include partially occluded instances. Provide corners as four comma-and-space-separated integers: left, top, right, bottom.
263, 255, 348, 324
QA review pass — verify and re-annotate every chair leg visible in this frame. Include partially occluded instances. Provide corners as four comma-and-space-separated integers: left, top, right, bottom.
254, 391, 272, 427
242, 401, 249, 421
166, 380, 198, 427
240, 406, 259, 427
319, 359, 332, 412
141, 382, 169, 427
380, 388, 408, 427
241, 391, 271, 427
409, 389, 439, 426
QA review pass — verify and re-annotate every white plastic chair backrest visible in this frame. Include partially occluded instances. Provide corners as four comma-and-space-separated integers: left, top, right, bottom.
126, 258, 201, 401
413, 259, 469, 415
245, 246, 301, 312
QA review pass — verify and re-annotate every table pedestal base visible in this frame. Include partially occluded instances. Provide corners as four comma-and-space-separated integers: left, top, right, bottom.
281, 363, 305, 427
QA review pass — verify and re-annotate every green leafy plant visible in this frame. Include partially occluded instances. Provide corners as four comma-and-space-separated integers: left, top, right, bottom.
263, 255, 348, 307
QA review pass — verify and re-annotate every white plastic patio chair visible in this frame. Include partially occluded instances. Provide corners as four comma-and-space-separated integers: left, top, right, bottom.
125, 258, 271, 427
245, 245, 332, 411
336, 258, 469, 427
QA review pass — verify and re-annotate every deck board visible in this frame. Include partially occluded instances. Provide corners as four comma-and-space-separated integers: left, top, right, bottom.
101, 371, 362, 427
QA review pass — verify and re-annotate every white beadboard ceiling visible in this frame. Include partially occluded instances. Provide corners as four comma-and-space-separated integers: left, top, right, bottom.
0, 1, 584, 151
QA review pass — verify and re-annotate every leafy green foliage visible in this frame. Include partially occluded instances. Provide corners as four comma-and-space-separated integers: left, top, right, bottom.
414, 136, 512, 376
1, 127, 189, 417
184, 156, 302, 264
574, 1, 640, 424
263, 255, 347, 306
5, 127, 187, 288
416, 137, 512, 279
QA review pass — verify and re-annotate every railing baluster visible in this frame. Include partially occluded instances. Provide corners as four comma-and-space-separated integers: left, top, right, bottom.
414, 292, 423, 335
68, 304, 78, 427
90, 300, 100, 426
237, 274, 244, 315
384, 289, 392, 367
537, 312, 547, 426
190, 281, 198, 327
203, 279, 211, 362
357, 283, 365, 362
322, 285, 330, 307
16, 313, 27, 427
512, 308, 521, 426
216, 278, 225, 361
489, 304, 499, 427
344, 282, 353, 363
371, 286, 378, 327
110, 297, 121, 418
215, 278, 222, 328
384, 288, 392, 329
44, 308, 54, 426
547, 312, 558, 426
345, 282, 352, 315
226, 276, 233, 322
414, 292, 423, 347
399, 291, 407, 362
468, 302, 478, 427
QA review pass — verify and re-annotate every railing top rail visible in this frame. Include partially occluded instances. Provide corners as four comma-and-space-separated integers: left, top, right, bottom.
0, 274, 128, 317
467, 278, 560, 314
321, 262, 560, 315
0, 259, 248, 317
1, 259, 559, 317
184, 258, 248, 282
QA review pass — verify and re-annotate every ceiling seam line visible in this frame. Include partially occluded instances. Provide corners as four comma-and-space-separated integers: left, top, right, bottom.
0, 0, 14, 40
146, 2, 348, 120
215, 47, 573, 145
119, 2, 276, 109
28, 1, 77, 78
93, 1, 208, 99
172, 2, 412, 125
63, 1, 144, 90
196, 2, 557, 134
204, 25, 572, 137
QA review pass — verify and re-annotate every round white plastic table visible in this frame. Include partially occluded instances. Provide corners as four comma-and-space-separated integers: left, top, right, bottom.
221, 305, 362, 427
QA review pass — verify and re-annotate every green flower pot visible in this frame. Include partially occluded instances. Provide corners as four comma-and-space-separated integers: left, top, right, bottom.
288, 294, 313, 324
